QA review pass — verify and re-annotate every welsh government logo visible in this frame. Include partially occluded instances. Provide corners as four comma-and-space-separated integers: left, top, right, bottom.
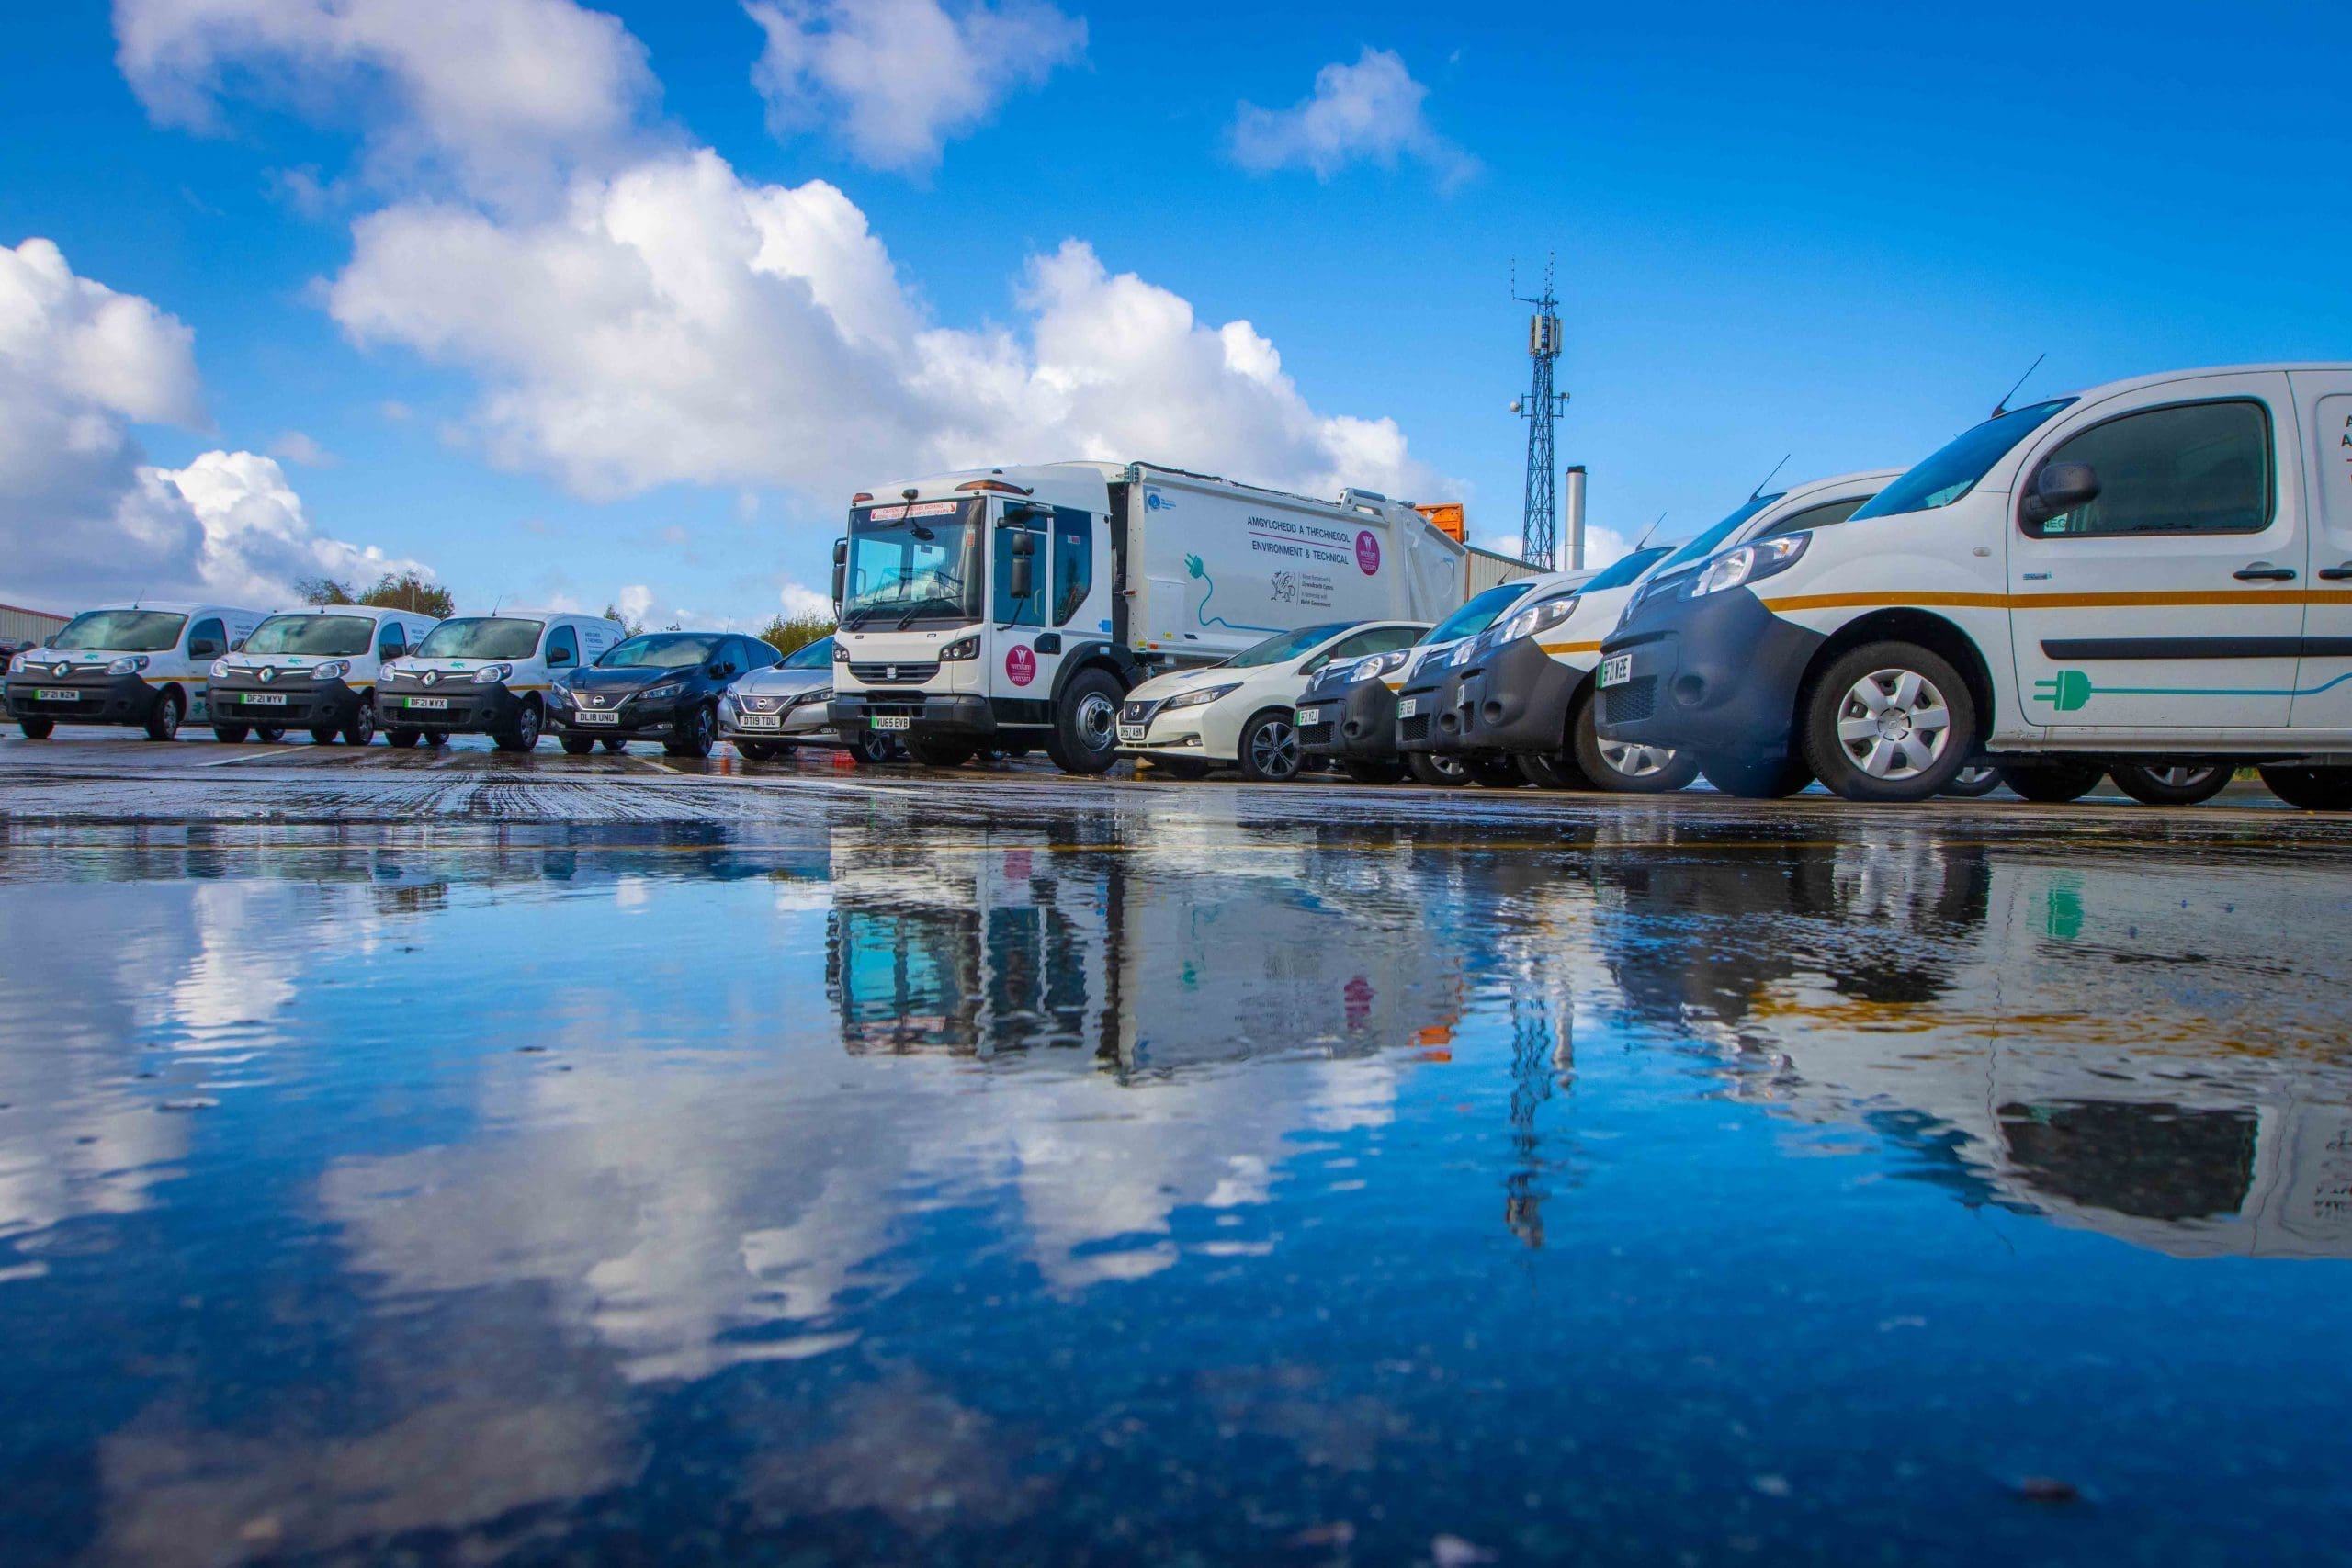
1354, 530, 1381, 575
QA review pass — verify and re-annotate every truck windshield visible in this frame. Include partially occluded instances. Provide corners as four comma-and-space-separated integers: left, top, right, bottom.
1580, 545, 1674, 592
1226, 623, 1352, 668
600, 633, 719, 670
841, 500, 984, 627
243, 615, 374, 657
416, 618, 545, 660
1426, 583, 1529, 644
1655, 494, 1784, 575
1850, 398, 2076, 519
52, 610, 187, 652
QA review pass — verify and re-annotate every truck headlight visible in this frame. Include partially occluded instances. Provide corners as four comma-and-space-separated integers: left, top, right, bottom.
1690, 534, 1810, 598
1160, 683, 1238, 712
941, 636, 980, 661
311, 660, 352, 682
1493, 595, 1580, 647
833, 641, 851, 662
107, 654, 150, 676
472, 663, 513, 684
209, 659, 232, 679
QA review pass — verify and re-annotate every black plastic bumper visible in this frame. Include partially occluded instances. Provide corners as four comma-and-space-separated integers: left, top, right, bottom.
1297, 678, 1399, 760
1394, 678, 1451, 754
379, 682, 528, 733
830, 691, 996, 736
1595, 587, 1823, 759
5, 674, 164, 726
209, 676, 363, 729
1450, 637, 1582, 754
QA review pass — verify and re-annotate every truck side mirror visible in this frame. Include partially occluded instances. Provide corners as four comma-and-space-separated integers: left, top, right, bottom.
1010, 555, 1035, 603
2021, 461, 2099, 529
831, 537, 848, 610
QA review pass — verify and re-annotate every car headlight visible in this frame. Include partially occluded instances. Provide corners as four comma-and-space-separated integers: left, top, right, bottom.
941, 635, 980, 661
1493, 595, 1580, 647
1690, 535, 1811, 598
471, 663, 513, 684
1160, 682, 1238, 712
638, 681, 685, 703
1349, 649, 1414, 682
311, 660, 352, 682
209, 659, 232, 679
793, 687, 831, 707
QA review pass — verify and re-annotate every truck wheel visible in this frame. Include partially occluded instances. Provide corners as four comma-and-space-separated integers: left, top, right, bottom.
1939, 762, 2002, 797
2109, 761, 2233, 807
386, 727, 422, 749
1237, 710, 1302, 782
908, 735, 976, 768
1343, 758, 1408, 785
1697, 751, 1815, 798
143, 689, 185, 741
18, 718, 53, 739
211, 725, 250, 744
1801, 642, 1975, 802
1997, 761, 2104, 803
666, 704, 718, 759
848, 729, 899, 765
1151, 757, 1214, 781
560, 734, 596, 756
1406, 752, 1468, 787
340, 698, 376, 746
1570, 692, 1697, 794
2258, 764, 2352, 811
1463, 756, 1524, 789
493, 701, 542, 753
1046, 669, 1124, 774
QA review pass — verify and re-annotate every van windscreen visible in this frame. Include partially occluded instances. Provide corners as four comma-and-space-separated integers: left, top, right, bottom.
51, 610, 187, 652
416, 618, 545, 660
1850, 398, 2076, 520
243, 615, 375, 656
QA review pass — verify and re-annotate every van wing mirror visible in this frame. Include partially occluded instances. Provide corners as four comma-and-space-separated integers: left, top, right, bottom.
2022, 461, 2099, 529
191, 640, 223, 660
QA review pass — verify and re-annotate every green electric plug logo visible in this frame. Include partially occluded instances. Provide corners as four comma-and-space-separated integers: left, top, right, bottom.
2033, 669, 2094, 712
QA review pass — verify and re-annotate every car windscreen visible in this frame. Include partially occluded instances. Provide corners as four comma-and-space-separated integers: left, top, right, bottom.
415, 617, 545, 660
599, 633, 720, 670
782, 637, 833, 671
1579, 545, 1674, 592
243, 615, 376, 657
1224, 623, 1354, 669
1655, 494, 1784, 575
51, 610, 188, 653
1426, 583, 1529, 644
1849, 399, 2077, 520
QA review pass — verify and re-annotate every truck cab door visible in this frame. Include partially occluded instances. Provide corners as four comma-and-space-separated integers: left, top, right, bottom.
991, 511, 1050, 700
2008, 373, 2304, 735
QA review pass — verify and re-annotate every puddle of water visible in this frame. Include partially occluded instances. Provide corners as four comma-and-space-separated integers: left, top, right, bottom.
1, 812, 2348, 1564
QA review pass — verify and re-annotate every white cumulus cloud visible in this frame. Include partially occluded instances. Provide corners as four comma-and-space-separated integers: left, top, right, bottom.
1231, 47, 1477, 190
745, 0, 1085, 173
778, 580, 831, 619
159, 449, 430, 605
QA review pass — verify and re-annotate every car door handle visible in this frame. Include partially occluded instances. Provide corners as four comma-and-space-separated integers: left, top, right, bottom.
2319, 564, 2352, 581
2233, 564, 2298, 581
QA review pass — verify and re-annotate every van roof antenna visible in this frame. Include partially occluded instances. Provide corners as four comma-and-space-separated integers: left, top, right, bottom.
1747, 454, 1791, 502
1992, 352, 2045, 418
1632, 511, 1669, 549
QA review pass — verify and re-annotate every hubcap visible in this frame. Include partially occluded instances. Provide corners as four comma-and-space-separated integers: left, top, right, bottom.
2149, 764, 2220, 788
1252, 719, 1297, 778
1598, 739, 1675, 778
1076, 693, 1115, 751
1834, 668, 1951, 780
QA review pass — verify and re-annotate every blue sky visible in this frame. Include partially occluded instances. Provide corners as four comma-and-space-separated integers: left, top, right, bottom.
2, 0, 2345, 625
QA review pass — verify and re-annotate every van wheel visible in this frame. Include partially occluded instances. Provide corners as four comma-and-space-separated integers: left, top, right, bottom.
908, 735, 976, 768
847, 729, 898, 765
143, 689, 185, 742
1939, 762, 2002, 797
666, 704, 717, 759
1237, 711, 1302, 782
1046, 670, 1124, 774
560, 734, 596, 756
1344, 758, 1408, 785
310, 727, 338, 744
1802, 642, 1975, 802
2258, 764, 2352, 811
1464, 756, 1524, 789
1406, 751, 1468, 787
18, 718, 53, 739
212, 725, 250, 744
1516, 750, 1589, 789
493, 701, 542, 752
340, 698, 376, 746
1571, 692, 1698, 794
256, 727, 286, 743
735, 740, 777, 762
1151, 757, 1214, 781
1997, 761, 2105, 803
1697, 752, 1815, 798
2109, 761, 2233, 807
386, 727, 422, 749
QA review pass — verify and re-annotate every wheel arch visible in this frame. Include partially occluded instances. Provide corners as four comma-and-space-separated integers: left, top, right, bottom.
1048, 642, 1142, 706
1795, 609, 1996, 739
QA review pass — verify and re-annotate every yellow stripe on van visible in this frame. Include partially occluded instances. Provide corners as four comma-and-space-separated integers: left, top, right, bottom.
1534, 639, 1604, 655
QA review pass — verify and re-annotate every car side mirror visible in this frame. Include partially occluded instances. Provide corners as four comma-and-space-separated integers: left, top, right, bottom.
2021, 461, 2099, 529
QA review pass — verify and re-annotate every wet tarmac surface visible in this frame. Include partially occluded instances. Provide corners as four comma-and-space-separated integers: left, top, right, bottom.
3, 732, 2351, 1564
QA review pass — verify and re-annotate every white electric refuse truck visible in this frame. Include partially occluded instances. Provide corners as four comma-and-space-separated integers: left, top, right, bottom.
826, 461, 1472, 773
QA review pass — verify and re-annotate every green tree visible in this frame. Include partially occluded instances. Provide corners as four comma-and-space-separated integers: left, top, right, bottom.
602, 603, 643, 637
756, 615, 833, 658
356, 571, 455, 618
295, 576, 356, 605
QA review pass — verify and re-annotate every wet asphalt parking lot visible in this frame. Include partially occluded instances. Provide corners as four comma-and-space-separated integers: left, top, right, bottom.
4, 729, 2351, 1566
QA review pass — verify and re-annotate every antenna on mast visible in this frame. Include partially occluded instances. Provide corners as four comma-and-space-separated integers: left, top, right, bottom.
1992, 352, 2046, 418
1510, 254, 1568, 570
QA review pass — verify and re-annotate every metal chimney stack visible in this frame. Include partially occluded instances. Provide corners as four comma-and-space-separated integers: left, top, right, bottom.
1564, 465, 1587, 570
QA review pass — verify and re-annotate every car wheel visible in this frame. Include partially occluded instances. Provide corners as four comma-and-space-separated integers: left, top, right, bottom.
211, 725, 250, 744
1237, 710, 1302, 782
600, 736, 628, 751
908, 735, 976, 768
1151, 756, 1215, 781
386, 727, 422, 749
666, 704, 717, 759
1406, 751, 1469, 787
1939, 762, 2003, 797
1570, 692, 1697, 794
2257, 764, 2352, 811
1046, 669, 1124, 774
1802, 642, 1975, 802
143, 689, 185, 742
1997, 761, 2105, 803
2109, 761, 2233, 807
1697, 751, 1815, 798
1463, 756, 1524, 788
341, 697, 376, 746
18, 718, 54, 739
734, 740, 777, 762
560, 734, 597, 756
1343, 758, 1408, 785
493, 701, 542, 752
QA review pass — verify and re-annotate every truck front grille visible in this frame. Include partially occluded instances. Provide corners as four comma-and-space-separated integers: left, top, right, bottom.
1604, 677, 1657, 726
849, 661, 939, 684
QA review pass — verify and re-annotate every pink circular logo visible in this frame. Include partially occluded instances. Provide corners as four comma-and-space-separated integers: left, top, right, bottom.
1005, 645, 1036, 686
1354, 530, 1381, 574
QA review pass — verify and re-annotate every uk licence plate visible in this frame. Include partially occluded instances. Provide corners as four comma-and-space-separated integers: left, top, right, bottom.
873, 716, 910, 731
34, 689, 79, 702
572, 709, 619, 725
244, 693, 290, 706
1117, 724, 1147, 743
1598, 654, 1634, 689
737, 714, 782, 730
403, 696, 449, 711
1295, 707, 1322, 726
1396, 697, 1419, 717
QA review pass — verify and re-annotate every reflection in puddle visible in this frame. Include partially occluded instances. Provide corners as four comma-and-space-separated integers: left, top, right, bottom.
2, 808, 2349, 1563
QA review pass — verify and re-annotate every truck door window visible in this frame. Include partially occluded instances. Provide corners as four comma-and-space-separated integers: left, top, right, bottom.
993, 520, 1046, 626
188, 617, 226, 660
1051, 509, 1092, 626
546, 626, 579, 667
2024, 400, 2273, 538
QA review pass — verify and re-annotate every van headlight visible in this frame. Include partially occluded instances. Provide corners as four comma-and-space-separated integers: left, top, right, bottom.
209, 659, 232, 679
1160, 682, 1238, 712
941, 636, 980, 661
1349, 649, 1413, 682
1690, 535, 1810, 598
472, 663, 513, 684
310, 660, 352, 682
1492, 595, 1580, 647
107, 654, 150, 675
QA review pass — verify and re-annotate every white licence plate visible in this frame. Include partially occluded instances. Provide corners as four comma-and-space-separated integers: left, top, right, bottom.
240, 693, 289, 706
1117, 723, 1148, 743
1296, 707, 1322, 726
403, 696, 449, 711
1396, 697, 1419, 717
737, 714, 783, 729
571, 710, 619, 725
1598, 654, 1634, 689
873, 716, 910, 731
34, 689, 79, 702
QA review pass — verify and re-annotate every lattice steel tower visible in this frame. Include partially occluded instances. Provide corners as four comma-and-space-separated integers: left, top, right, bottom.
1510, 260, 1568, 570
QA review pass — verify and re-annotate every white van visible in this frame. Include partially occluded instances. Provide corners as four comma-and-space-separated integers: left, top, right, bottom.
206, 605, 442, 745
376, 610, 622, 751
4, 602, 266, 740
1597, 364, 2352, 807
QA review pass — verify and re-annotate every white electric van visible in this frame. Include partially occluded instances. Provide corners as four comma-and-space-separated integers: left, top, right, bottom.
206, 605, 442, 745
4, 602, 266, 739
376, 610, 623, 751
1598, 365, 2352, 807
